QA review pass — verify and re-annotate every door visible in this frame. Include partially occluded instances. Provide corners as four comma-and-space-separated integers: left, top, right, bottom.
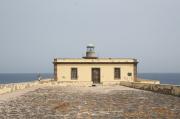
92, 68, 100, 84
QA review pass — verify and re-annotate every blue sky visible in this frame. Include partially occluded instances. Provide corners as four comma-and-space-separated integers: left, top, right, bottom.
0, 0, 180, 73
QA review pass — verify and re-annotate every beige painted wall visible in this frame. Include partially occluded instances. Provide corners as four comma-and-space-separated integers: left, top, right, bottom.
55, 63, 136, 83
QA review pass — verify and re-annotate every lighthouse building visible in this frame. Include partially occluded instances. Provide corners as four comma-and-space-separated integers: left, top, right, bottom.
53, 44, 138, 86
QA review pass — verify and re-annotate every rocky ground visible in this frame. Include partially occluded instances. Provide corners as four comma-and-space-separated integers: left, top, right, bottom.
0, 86, 179, 119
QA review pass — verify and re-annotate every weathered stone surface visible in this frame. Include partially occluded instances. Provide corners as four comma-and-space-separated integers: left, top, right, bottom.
0, 86, 179, 119
120, 81, 180, 96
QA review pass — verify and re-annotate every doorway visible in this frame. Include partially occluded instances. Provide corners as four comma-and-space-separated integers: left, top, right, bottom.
92, 68, 100, 84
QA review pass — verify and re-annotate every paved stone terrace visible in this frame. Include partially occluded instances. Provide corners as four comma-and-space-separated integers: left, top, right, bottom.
0, 86, 180, 119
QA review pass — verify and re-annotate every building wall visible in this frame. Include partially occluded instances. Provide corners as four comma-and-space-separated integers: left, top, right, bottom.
55, 63, 136, 83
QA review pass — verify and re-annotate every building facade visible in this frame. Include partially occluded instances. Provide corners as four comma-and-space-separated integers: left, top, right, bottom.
53, 45, 138, 85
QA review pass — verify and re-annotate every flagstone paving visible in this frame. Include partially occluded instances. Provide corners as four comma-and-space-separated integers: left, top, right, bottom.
0, 86, 179, 119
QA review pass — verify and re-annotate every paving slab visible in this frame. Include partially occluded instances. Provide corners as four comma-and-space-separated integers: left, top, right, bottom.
0, 86, 179, 119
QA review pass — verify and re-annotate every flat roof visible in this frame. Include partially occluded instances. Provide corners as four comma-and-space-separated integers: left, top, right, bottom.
53, 58, 138, 64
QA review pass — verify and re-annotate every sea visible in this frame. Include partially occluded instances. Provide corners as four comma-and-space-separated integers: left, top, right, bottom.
0, 73, 180, 85
0, 73, 53, 84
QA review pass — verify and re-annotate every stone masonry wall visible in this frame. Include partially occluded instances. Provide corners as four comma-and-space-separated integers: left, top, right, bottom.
120, 81, 180, 96
0, 80, 93, 95
0, 79, 180, 97
0, 81, 40, 94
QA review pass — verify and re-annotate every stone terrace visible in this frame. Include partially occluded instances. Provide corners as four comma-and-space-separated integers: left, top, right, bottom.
0, 86, 180, 119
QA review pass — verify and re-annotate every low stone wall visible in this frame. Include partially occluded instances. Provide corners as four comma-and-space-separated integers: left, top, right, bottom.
0, 81, 40, 94
102, 81, 121, 86
0, 80, 93, 95
40, 81, 93, 87
1, 79, 179, 97
120, 81, 180, 96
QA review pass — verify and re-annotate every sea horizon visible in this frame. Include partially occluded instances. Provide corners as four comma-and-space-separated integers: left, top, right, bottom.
0, 73, 179, 85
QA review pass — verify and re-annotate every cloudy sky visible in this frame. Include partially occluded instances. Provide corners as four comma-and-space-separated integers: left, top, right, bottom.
0, 0, 180, 73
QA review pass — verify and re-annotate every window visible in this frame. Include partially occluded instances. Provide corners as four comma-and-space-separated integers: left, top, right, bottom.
71, 68, 78, 79
128, 72, 132, 76
114, 68, 121, 79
